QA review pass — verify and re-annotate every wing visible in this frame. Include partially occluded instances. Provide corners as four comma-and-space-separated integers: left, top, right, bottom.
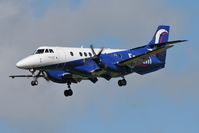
117, 45, 173, 67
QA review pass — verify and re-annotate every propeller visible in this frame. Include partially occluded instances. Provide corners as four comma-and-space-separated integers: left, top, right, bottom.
90, 45, 104, 65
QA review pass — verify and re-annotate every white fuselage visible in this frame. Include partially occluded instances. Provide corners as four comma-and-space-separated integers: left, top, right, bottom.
16, 46, 124, 69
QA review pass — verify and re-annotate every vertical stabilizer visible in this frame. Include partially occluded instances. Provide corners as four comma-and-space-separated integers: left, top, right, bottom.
147, 25, 170, 63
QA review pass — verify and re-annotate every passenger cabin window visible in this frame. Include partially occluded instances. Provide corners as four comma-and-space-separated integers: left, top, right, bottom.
49, 49, 54, 53
89, 52, 92, 57
35, 49, 44, 54
84, 52, 87, 57
70, 52, 74, 56
79, 52, 83, 56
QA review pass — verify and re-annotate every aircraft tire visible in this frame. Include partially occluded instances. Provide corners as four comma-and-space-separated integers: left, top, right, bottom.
64, 89, 73, 97
64, 90, 69, 97
121, 79, 127, 86
118, 79, 127, 87
31, 81, 38, 86
118, 80, 123, 87
68, 89, 73, 96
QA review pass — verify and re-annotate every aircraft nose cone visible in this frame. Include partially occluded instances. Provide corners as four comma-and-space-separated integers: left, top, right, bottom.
16, 55, 39, 69
16, 60, 26, 69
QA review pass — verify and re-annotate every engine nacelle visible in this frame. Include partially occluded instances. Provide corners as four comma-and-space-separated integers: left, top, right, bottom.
46, 70, 73, 83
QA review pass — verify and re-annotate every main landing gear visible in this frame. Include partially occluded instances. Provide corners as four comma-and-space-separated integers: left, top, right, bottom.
64, 83, 73, 97
118, 78, 127, 87
31, 80, 38, 86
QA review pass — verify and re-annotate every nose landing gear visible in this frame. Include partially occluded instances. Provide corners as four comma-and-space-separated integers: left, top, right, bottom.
30, 69, 41, 86
64, 83, 73, 97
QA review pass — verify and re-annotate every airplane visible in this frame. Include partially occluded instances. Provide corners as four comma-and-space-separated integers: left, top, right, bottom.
10, 25, 187, 97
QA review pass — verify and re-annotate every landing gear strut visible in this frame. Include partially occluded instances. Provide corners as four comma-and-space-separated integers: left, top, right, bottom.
118, 78, 127, 87
64, 83, 73, 97
30, 69, 40, 86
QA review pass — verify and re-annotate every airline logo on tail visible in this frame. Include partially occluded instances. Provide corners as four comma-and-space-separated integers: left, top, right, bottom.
155, 29, 168, 44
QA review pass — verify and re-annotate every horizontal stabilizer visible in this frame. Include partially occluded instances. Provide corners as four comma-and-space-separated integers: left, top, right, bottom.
149, 40, 188, 48
118, 45, 173, 67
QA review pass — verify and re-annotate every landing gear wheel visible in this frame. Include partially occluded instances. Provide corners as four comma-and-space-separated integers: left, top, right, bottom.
31, 80, 38, 86
118, 80, 123, 87
68, 89, 73, 96
64, 90, 69, 97
121, 79, 127, 86
118, 79, 127, 87
64, 89, 73, 97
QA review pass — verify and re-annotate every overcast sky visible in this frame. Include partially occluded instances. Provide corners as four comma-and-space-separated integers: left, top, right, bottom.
0, 0, 198, 133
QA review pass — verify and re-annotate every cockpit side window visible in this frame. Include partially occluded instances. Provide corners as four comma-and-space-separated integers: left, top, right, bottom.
49, 49, 54, 53
45, 49, 49, 53
35, 49, 44, 54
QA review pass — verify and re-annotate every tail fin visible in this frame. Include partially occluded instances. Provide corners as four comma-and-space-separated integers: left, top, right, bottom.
147, 25, 170, 63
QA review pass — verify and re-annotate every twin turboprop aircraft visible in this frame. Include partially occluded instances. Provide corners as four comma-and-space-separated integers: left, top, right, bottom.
10, 25, 187, 97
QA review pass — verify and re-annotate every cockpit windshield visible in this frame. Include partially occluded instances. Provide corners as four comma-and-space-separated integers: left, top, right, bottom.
34, 49, 54, 54
35, 49, 44, 54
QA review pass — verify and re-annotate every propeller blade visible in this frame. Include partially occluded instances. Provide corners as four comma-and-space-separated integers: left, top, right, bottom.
89, 45, 105, 68
97, 47, 104, 56
90, 44, 97, 56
